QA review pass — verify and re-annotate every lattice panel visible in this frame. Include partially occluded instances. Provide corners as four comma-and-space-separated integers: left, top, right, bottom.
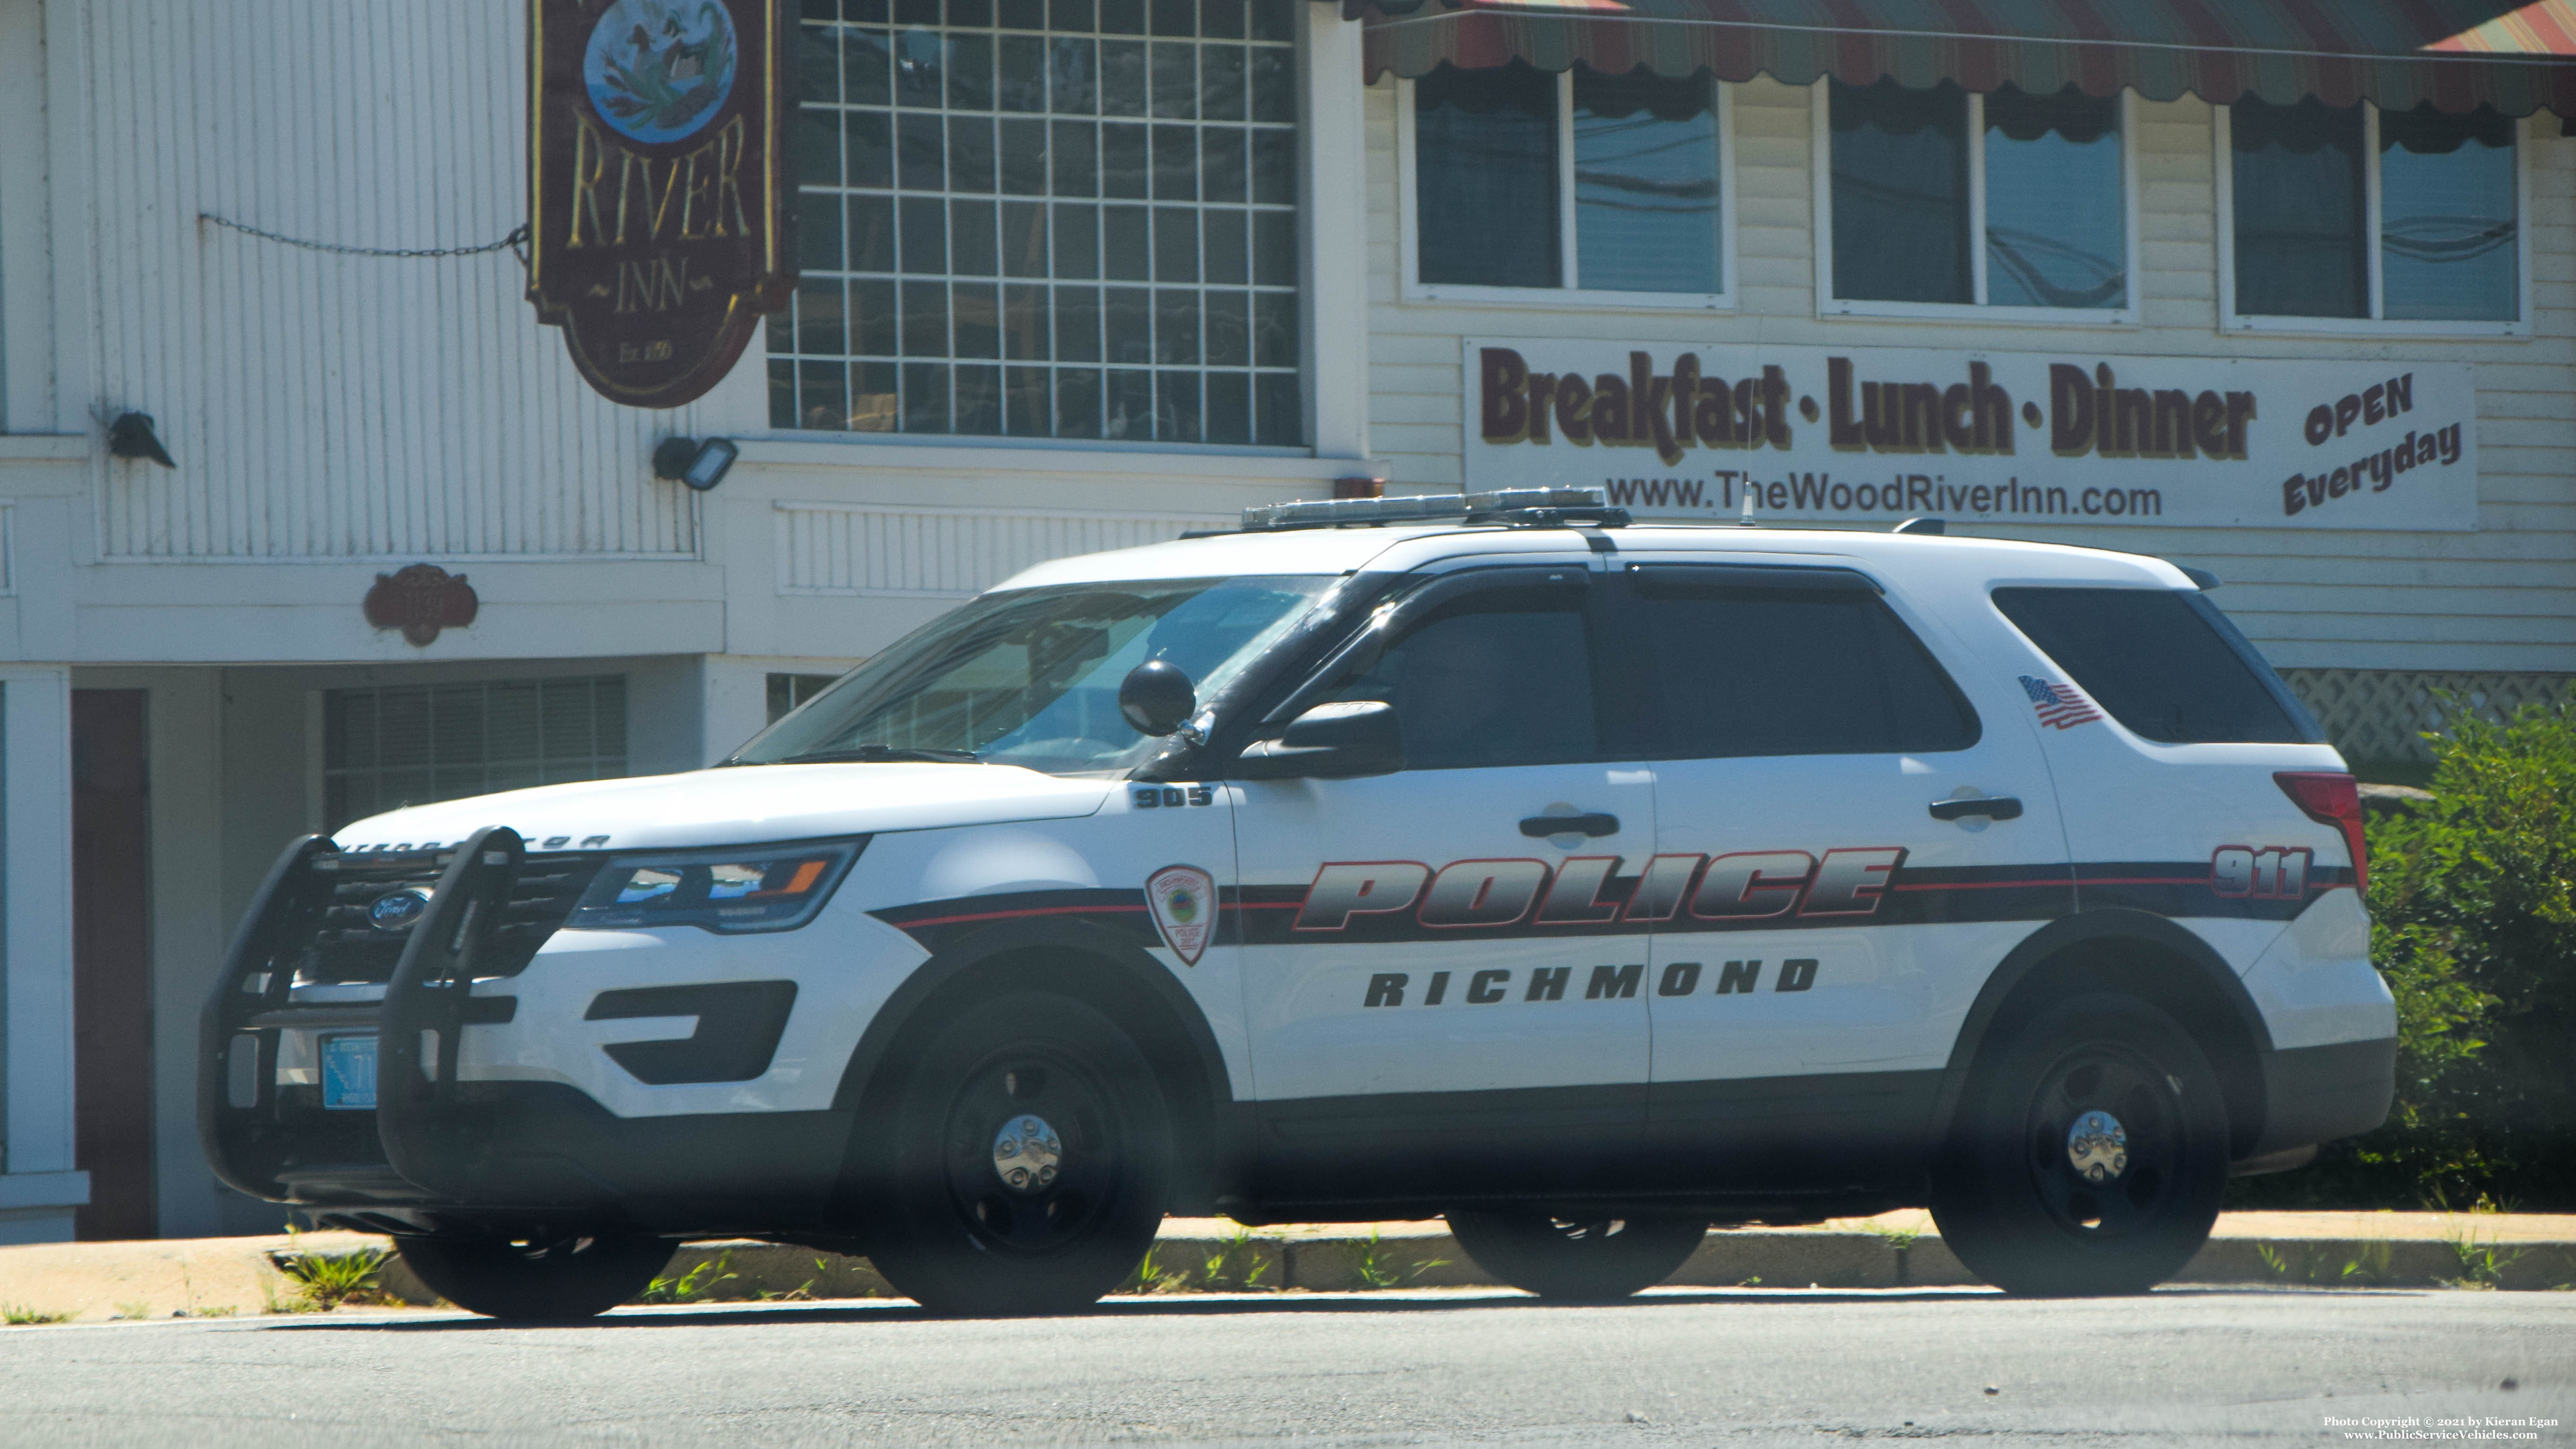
2280, 669, 2575, 763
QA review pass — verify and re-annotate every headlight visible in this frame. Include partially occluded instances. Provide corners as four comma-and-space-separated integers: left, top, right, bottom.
565, 839, 865, 934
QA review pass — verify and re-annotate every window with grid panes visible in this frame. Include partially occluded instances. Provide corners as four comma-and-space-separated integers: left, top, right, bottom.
322, 677, 628, 832
777, 0, 1305, 445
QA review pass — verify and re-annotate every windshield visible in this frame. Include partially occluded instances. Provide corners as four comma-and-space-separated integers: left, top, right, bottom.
729, 575, 1340, 776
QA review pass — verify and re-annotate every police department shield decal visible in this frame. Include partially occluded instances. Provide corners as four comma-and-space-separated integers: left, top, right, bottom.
1146, 865, 1215, 967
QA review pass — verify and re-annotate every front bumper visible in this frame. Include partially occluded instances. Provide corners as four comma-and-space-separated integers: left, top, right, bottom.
198, 829, 858, 1232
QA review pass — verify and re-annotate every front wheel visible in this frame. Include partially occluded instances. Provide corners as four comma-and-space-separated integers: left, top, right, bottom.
1930, 992, 2229, 1296
1446, 1211, 1708, 1300
863, 992, 1173, 1317
395, 1232, 673, 1321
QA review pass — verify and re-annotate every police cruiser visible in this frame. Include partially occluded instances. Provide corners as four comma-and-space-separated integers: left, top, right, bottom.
201, 488, 2395, 1318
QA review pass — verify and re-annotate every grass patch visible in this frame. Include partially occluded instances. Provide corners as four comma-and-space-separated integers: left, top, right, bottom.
2254, 1239, 2394, 1287
642, 1250, 738, 1304
1199, 1229, 1274, 1291
269, 1229, 396, 1311
1116, 1243, 1190, 1294
1349, 1229, 1449, 1290
2, 1304, 73, 1325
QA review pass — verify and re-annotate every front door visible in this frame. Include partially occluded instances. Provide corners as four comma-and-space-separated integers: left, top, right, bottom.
1606, 561, 2074, 1194
1233, 563, 1655, 1204
73, 689, 157, 1240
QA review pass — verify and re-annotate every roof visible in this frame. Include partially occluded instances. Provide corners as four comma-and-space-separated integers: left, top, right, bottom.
1355, 0, 2576, 117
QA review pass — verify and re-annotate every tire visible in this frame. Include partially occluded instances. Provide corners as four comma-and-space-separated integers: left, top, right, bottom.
395, 1232, 673, 1321
863, 991, 1173, 1317
1445, 1211, 1709, 1300
1929, 992, 2230, 1297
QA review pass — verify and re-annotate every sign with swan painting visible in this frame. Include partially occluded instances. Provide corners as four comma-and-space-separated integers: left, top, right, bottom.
527, 0, 794, 408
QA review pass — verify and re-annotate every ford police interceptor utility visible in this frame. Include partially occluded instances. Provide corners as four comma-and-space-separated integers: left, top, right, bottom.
201, 488, 2395, 1319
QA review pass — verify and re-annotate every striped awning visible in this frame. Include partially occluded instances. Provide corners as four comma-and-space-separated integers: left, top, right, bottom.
1353, 0, 2576, 117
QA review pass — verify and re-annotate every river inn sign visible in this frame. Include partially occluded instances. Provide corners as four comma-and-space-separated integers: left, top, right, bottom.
1465, 339, 2477, 532
528, 0, 794, 408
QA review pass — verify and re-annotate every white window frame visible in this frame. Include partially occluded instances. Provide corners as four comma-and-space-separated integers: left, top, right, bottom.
744, 2, 1373, 469
2214, 104, 2532, 339
1396, 71, 1738, 312
1810, 81, 2141, 327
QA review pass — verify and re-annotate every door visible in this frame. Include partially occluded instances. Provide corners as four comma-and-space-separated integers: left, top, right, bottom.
1607, 562, 2074, 1191
73, 689, 157, 1240
1233, 563, 1656, 1202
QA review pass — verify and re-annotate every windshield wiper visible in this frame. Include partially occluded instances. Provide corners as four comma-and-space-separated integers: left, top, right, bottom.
761, 746, 982, 765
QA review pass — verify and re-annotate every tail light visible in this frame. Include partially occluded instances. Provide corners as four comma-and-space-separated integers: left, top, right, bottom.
2275, 772, 2366, 891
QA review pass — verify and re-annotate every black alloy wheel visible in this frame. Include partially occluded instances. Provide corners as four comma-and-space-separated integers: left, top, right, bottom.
1930, 992, 2229, 1296
1445, 1210, 1709, 1300
864, 991, 1172, 1317
395, 1231, 674, 1321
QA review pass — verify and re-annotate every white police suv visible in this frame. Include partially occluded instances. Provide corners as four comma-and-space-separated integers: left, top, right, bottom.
202, 488, 2395, 1318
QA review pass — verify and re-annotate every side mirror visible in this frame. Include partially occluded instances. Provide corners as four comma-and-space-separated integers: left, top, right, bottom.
1118, 659, 1197, 737
1234, 701, 1404, 780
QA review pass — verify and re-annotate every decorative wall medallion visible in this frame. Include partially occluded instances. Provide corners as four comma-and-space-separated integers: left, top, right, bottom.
364, 564, 480, 647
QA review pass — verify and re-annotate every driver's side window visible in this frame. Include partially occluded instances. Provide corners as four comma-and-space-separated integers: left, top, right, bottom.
1332, 582, 1599, 770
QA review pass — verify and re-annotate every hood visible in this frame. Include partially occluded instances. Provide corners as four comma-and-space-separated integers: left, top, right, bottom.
332, 763, 1115, 854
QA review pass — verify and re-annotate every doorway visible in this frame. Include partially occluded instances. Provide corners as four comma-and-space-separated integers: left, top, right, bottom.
72, 689, 156, 1240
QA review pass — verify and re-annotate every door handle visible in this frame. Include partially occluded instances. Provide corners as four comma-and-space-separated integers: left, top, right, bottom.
1521, 812, 1620, 839
1928, 796, 2023, 822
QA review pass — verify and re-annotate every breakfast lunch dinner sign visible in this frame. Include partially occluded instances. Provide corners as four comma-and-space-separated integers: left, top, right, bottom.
527, 0, 794, 408
1463, 339, 2479, 531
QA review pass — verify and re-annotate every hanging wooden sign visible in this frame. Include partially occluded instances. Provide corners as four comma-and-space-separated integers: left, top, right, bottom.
526, 0, 794, 409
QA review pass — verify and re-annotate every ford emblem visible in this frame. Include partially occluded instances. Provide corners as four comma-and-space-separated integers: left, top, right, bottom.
368, 887, 431, 933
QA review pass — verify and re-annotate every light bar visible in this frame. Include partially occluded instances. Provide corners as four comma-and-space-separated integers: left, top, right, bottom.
1239, 487, 1615, 532
1463, 488, 1609, 515
1241, 494, 1469, 530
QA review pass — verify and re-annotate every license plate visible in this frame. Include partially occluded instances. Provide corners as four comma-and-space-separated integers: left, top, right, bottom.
321, 1034, 378, 1110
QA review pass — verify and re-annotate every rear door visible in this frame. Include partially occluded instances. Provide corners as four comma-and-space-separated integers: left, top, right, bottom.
1607, 561, 2074, 1191
1232, 561, 1656, 1203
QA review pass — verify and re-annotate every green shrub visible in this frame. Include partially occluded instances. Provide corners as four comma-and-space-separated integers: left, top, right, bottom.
268, 1233, 395, 1311
2234, 685, 2575, 1210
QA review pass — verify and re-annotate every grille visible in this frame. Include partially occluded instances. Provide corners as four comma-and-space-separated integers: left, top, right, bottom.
294, 851, 606, 985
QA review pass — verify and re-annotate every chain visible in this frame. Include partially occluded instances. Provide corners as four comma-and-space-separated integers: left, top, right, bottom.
199, 213, 532, 262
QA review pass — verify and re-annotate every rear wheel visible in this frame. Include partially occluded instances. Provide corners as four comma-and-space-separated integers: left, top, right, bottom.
1445, 1211, 1708, 1300
1930, 992, 2229, 1296
395, 1231, 672, 1321
863, 992, 1172, 1317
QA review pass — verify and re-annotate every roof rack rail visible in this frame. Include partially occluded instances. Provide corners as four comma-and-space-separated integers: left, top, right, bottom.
1240, 487, 1629, 533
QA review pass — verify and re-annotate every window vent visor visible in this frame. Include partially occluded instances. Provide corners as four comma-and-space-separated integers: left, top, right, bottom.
2275, 772, 2367, 891
1623, 562, 1883, 595
567, 840, 867, 935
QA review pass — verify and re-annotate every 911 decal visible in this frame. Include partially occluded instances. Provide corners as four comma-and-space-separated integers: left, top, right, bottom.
2210, 846, 2311, 900
1361, 957, 1819, 1007
1290, 848, 1906, 932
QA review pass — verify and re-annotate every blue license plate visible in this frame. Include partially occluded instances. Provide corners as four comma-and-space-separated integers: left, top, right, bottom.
321, 1034, 378, 1110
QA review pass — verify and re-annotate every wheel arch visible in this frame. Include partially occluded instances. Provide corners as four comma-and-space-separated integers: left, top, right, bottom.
1931, 910, 2274, 1161
829, 916, 1241, 1215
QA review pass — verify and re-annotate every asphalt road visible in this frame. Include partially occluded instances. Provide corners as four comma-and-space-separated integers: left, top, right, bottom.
1, 1287, 2566, 1448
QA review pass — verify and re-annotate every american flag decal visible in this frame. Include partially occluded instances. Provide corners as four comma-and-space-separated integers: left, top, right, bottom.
2020, 676, 2103, 729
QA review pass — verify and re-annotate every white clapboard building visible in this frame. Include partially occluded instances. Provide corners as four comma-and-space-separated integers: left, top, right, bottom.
0, 0, 2567, 1241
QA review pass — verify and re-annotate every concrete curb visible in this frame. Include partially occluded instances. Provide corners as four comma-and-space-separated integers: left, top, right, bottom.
5, 1213, 2572, 1321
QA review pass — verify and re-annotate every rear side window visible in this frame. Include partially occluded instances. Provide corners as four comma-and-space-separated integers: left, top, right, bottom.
1621, 571, 1980, 758
1991, 587, 2322, 745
